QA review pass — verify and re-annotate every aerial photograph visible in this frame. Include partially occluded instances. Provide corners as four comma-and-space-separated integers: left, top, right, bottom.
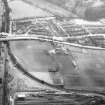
1, 0, 105, 105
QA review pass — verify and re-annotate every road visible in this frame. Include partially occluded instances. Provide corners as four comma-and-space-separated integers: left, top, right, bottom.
0, 0, 6, 105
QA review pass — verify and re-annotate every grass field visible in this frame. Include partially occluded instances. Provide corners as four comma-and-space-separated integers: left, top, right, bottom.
9, 0, 53, 19
10, 40, 105, 91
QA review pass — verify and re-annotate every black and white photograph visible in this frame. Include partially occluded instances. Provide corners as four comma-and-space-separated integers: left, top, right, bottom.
1, 0, 105, 105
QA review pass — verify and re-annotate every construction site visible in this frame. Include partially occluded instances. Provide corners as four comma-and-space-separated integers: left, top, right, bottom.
1, 0, 105, 105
